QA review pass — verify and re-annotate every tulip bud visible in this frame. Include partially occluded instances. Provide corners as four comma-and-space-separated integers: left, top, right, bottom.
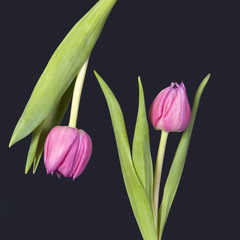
149, 82, 191, 132
44, 126, 92, 180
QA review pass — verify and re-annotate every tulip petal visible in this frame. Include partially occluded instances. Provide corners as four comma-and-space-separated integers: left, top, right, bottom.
132, 77, 153, 207
56, 132, 80, 177
95, 71, 157, 240
9, 0, 117, 147
72, 130, 92, 180
158, 74, 210, 240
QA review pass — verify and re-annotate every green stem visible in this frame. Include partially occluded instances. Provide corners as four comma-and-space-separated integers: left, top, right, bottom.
153, 130, 169, 230
68, 59, 89, 128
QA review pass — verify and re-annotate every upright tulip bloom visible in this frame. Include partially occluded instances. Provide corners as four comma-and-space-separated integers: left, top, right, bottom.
44, 126, 92, 180
150, 81, 191, 228
149, 82, 191, 132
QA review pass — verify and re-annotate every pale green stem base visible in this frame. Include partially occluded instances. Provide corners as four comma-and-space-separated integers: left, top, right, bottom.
68, 59, 89, 128
153, 130, 169, 231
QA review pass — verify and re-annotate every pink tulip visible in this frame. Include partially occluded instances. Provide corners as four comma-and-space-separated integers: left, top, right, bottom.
149, 82, 191, 132
44, 126, 92, 180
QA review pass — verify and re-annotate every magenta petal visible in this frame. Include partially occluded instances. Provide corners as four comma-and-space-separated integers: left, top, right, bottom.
72, 130, 92, 180
44, 126, 78, 173
56, 172, 61, 178
149, 85, 173, 129
57, 135, 80, 177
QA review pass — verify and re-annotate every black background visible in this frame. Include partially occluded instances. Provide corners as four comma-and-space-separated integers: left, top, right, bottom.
1, 0, 238, 239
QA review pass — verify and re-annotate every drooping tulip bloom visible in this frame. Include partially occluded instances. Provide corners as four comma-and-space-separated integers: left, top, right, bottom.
149, 82, 191, 132
44, 126, 92, 180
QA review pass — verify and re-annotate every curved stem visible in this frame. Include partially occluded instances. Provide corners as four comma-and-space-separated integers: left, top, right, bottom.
68, 59, 89, 128
153, 130, 169, 230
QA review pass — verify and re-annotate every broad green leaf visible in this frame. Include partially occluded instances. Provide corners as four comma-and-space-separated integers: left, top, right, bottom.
25, 80, 75, 174
158, 74, 210, 239
132, 77, 153, 207
94, 71, 157, 240
9, 0, 117, 147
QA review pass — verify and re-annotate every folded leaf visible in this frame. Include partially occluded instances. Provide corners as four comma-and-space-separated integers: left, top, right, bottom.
95, 71, 157, 240
25, 80, 75, 174
158, 74, 210, 239
132, 77, 154, 207
25, 123, 43, 174
9, 0, 117, 147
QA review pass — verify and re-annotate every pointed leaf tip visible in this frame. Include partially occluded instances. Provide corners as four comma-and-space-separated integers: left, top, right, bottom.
158, 74, 210, 239
8, 140, 13, 148
95, 72, 157, 240
132, 76, 153, 205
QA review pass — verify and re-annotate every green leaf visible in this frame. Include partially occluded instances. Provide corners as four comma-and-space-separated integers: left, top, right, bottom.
25, 80, 75, 174
25, 123, 43, 174
132, 77, 153, 207
158, 74, 210, 239
9, 0, 117, 147
94, 71, 157, 240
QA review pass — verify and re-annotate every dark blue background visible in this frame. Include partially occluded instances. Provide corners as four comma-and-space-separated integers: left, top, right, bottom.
2, 0, 238, 239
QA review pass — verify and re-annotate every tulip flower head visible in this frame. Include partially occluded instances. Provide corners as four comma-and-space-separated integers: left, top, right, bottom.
149, 82, 191, 132
44, 126, 92, 180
